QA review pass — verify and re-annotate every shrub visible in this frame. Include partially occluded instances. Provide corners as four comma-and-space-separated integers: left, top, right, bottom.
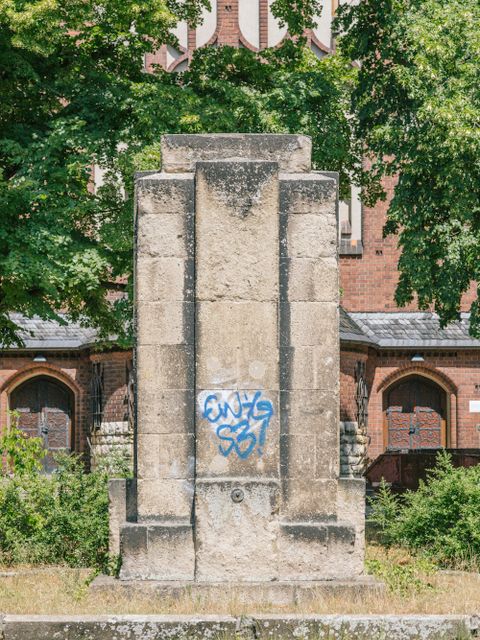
0, 422, 127, 571
370, 451, 480, 569
0, 416, 46, 476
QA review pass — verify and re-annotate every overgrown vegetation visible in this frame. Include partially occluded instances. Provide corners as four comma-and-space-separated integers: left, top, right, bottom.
0, 546, 479, 615
369, 451, 480, 570
0, 422, 123, 572
366, 546, 437, 596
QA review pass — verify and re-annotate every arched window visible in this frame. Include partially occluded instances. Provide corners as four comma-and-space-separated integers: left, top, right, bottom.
384, 374, 447, 450
10, 376, 74, 471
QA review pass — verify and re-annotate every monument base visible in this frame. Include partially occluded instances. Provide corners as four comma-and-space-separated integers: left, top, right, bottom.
91, 575, 384, 607
110, 478, 367, 583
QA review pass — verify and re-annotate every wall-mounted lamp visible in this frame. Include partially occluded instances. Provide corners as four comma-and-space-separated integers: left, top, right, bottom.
411, 353, 424, 362
33, 354, 47, 363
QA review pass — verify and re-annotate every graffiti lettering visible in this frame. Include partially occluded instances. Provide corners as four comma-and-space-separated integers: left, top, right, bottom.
202, 391, 274, 459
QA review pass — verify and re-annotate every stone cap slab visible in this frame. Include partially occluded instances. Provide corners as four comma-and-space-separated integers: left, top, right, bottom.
161, 134, 312, 173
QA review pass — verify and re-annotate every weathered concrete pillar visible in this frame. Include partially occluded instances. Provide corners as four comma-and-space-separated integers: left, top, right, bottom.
119, 134, 365, 582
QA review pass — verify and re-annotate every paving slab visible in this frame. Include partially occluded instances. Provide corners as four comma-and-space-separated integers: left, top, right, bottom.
0, 613, 477, 640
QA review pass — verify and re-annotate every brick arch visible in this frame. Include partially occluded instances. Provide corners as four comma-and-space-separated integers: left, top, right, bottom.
377, 365, 457, 396
0, 364, 84, 453
1, 363, 82, 398
378, 365, 458, 449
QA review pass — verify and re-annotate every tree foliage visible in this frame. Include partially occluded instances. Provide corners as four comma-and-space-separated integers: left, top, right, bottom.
0, 0, 212, 347
0, 0, 366, 346
335, 0, 480, 333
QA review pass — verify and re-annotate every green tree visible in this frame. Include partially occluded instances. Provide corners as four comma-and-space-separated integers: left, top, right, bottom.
0, 0, 210, 347
1, 0, 366, 347
335, 0, 480, 333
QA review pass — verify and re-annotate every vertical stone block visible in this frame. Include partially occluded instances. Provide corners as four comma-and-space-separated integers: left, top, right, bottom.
279, 174, 340, 524
338, 477, 366, 573
195, 480, 280, 582
136, 173, 194, 217
195, 162, 279, 302
135, 172, 195, 525
136, 257, 194, 303
147, 524, 195, 580
196, 390, 280, 477
108, 479, 126, 556
120, 522, 194, 580
136, 388, 194, 435
136, 478, 194, 521
136, 345, 194, 391
196, 302, 279, 389
280, 257, 338, 302
136, 302, 194, 346
279, 173, 336, 214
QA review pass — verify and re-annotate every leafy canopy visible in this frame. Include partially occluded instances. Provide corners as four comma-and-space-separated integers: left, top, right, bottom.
335, 0, 480, 333
0, 0, 212, 347
0, 0, 368, 346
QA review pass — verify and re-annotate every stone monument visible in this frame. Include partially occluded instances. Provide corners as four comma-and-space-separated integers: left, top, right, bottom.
114, 134, 365, 584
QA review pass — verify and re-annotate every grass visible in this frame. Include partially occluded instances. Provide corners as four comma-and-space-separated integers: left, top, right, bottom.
0, 544, 479, 615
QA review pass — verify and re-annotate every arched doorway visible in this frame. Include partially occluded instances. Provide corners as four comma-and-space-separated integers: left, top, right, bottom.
384, 374, 447, 450
10, 376, 74, 471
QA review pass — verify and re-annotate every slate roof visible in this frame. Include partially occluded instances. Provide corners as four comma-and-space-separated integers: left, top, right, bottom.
339, 308, 376, 346
2, 314, 98, 350
348, 312, 480, 349
3, 310, 480, 352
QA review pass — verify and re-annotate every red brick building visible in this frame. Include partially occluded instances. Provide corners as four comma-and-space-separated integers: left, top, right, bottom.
3, 0, 479, 480
1, 316, 133, 469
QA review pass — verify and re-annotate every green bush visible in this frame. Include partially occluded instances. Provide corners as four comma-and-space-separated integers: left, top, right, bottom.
0, 414, 46, 476
0, 422, 124, 571
370, 451, 480, 568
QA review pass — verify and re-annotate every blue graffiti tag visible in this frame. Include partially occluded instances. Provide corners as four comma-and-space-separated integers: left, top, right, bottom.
202, 391, 274, 459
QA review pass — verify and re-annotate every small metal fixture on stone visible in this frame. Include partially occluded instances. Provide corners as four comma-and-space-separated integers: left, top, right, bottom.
231, 488, 244, 503
112, 134, 366, 585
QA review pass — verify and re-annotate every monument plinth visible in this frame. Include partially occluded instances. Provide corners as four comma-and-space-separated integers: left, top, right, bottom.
115, 134, 365, 583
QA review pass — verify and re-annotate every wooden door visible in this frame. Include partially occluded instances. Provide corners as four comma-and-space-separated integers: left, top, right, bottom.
385, 376, 446, 451
10, 377, 73, 471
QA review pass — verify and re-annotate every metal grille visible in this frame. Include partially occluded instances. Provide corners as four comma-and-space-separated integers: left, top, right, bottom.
125, 360, 134, 432
90, 362, 104, 431
355, 361, 369, 431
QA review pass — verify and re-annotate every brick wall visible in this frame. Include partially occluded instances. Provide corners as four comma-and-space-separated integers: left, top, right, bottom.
0, 351, 132, 464
340, 175, 477, 313
0, 353, 91, 454
145, 0, 328, 71
346, 351, 480, 461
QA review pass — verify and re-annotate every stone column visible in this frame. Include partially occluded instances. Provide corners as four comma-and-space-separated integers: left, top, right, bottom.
121, 172, 196, 579
276, 173, 360, 580
119, 134, 365, 582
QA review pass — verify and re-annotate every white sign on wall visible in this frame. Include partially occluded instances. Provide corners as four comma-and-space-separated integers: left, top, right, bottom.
469, 400, 480, 413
